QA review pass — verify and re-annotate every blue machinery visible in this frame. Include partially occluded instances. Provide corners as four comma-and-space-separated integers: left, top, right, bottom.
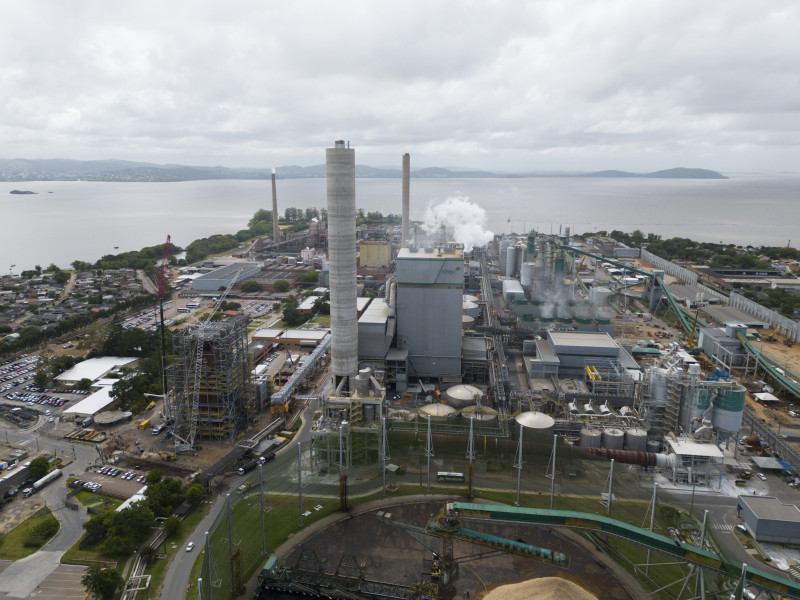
256, 501, 800, 599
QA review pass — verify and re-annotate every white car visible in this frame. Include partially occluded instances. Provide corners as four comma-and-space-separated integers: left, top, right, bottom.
757, 472, 767, 481
186, 542, 195, 552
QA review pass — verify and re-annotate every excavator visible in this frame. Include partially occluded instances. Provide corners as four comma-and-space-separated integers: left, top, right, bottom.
764, 326, 781, 342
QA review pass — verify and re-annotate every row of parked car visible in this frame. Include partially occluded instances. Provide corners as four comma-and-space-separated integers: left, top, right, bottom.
97, 466, 146, 482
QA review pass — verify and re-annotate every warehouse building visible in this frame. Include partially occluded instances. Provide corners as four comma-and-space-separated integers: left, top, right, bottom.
737, 496, 800, 544
191, 262, 262, 291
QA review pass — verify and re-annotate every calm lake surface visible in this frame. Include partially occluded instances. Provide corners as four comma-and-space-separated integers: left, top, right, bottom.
1, 175, 798, 272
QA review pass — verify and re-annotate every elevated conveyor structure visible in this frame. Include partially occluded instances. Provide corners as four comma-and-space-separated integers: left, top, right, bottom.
736, 332, 800, 398
451, 502, 800, 599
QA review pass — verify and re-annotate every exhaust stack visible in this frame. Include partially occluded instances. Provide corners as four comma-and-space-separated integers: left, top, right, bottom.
401, 153, 410, 247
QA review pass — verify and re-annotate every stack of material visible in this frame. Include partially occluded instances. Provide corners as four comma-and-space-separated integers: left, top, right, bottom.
483, 577, 597, 600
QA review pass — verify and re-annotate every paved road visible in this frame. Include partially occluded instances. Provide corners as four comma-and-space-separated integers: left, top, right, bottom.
160, 400, 317, 599
0, 420, 95, 599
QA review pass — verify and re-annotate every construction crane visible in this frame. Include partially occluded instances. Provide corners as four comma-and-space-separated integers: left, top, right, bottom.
765, 325, 781, 342
150, 235, 172, 419
173, 266, 244, 454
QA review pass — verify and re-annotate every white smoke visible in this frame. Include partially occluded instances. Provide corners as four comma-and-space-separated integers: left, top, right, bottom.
421, 195, 494, 251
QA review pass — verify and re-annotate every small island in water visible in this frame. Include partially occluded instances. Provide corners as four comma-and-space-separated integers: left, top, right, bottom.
10, 190, 36, 194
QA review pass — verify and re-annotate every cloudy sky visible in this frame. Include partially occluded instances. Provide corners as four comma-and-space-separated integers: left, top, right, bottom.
3, 1, 799, 173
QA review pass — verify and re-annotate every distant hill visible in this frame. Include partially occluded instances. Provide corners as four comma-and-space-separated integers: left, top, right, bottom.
587, 167, 728, 179
0, 158, 727, 182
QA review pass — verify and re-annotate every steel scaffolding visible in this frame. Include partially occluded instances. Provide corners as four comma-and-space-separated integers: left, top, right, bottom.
170, 316, 255, 444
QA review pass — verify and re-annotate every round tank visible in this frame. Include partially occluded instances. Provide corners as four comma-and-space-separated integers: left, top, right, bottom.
583, 402, 595, 414
557, 307, 573, 324
711, 386, 746, 432
647, 440, 662, 453
580, 428, 602, 449
506, 246, 518, 277
603, 428, 625, 450
599, 403, 612, 415
462, 300, 479, 318
575, 316, 592, 325
515, 411, 555, 432
520, 262, 534, 287
595, 316, 611, 325
462, 405, 499, 423
625, 428, 648, 452
540, 316, 554, 324
462, 315, 475, 330
363, 404, 376, 421
446, 384, 483, 409
568, 402, 579, 414
619, 406, 632, 417
419, 403, 458, 421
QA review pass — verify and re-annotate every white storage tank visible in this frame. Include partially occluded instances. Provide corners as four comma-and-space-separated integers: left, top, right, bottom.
515, 411, 554, 431
506, 245, 518, 277
462, 315, 475, 330
580, 428, 602, 449
446, 384, 483, 409
568, 402, 579, 414
419, 403, 458, 421
520, 262, 534, 288
710, 385, 746, 432
462, 299, 480, 319
462, 405, 499, 423
625, 428, 648, 452
603, 428, 625, 450
583, 402, 595, 414
599, 403, 612, 415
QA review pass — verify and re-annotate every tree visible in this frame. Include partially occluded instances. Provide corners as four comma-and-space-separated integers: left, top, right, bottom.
75, 378, 93, 391
164, 515, 181, 537
273, 280, 290, 293
28, 457, 50, 481
146, 469, 163, 485
186, 484, 205, 505
139, 545, 157, 564
241, 280, 262, 293
81, 564, 124, 600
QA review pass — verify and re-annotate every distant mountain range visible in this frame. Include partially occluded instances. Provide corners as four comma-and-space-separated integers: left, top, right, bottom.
0, 158, 728, 182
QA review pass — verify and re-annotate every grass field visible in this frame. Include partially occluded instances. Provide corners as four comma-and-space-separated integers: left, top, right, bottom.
73, 491, 123, 512
0, 507, 60, 560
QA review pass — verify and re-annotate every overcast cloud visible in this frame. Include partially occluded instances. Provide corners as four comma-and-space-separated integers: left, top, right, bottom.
2, 1, 799, 172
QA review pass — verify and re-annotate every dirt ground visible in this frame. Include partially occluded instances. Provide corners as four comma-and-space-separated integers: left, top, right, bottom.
284, 501, 638, 600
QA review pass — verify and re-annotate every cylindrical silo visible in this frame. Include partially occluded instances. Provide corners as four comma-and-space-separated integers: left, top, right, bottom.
498, 239, 511, 272
602, 428, 624, 450
446, 384, 483, 409
327, 140, 358, 388
646, 440, 662, 453
580, 428, 602, 449
506, 245, 518, 277
520, 262, 534, 289
711, 385, 746, 432
462, 405, 499, 424
462, 315, 475, 330
625, 428, 648, 452
462, 298, 479, 318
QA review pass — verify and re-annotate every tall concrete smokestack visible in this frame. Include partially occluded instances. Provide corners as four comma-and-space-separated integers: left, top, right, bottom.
401, 153, 410, 247
326, 140, 358, 389
271, 169, 280, 242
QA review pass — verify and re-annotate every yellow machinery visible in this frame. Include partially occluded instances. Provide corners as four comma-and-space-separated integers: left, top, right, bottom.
138, 419, 151, 430
765, 326, 781, 342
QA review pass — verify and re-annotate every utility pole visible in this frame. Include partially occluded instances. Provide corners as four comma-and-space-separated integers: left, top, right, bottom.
425, 415, 433, 494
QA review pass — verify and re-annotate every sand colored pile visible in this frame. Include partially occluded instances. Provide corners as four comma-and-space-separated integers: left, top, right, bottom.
483, 577, 598, 600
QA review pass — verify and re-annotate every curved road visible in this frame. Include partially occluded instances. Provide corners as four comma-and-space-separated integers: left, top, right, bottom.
160, 401, 316, 599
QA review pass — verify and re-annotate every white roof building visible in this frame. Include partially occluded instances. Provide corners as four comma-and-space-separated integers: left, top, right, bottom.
56, 357, 138, 384
63, 387, 116, 417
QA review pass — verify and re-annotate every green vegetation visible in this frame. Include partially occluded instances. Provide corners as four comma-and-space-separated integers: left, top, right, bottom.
27, 456, 51, 481
82, 563, 125, 600
279, 295, 307, 327
272, 279, 290, 293
356, 209, 401, 226
0, 508, 60, 560
241, 280, 262, 293
73, 491, 124, 512
295, 271, 319, 286
82, 502, 155, 557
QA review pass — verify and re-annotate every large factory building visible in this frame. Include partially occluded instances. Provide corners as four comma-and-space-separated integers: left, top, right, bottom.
395, 243, 465, 379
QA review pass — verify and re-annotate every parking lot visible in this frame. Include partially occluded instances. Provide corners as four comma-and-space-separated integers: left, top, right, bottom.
72, 467, 149, 498
30, 564, 87, 600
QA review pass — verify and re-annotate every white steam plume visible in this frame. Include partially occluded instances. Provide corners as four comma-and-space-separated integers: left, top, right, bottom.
421, 195, 494, 251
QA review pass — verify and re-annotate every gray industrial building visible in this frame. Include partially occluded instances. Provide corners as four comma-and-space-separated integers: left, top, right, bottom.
191, 262, 262, 291
358, 299, 394, 360
697, 323, 747, 367
525, 331, 640, 379
737, 496, 800, 544
396, 244, 464, 379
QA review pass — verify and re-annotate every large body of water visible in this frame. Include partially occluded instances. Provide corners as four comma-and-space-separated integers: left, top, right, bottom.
2, 175, 798, 273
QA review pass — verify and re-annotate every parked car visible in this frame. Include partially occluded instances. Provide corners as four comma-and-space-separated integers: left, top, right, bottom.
758, 472, 767, 481
186, 542, 195, 552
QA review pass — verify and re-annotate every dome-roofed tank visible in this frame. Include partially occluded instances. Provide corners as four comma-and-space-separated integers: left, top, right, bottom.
602, 428, 624, 450
445, 384, 483, 409
419, 403, 458, 421
580, 428, 602, 448
462, 405, 499, 423
595, 316, 611, 325
515, 411, 555, 431
625, 428, 648, 452
462, 298, 479, 318
462, 315, 475, 330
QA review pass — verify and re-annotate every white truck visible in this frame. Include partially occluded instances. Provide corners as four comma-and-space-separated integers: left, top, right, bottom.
22, 468, 62, 498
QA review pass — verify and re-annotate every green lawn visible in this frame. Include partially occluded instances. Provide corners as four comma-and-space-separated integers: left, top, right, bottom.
0, 507, 60, 560
73, 491, 124, 512
146, 500, 213, 597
